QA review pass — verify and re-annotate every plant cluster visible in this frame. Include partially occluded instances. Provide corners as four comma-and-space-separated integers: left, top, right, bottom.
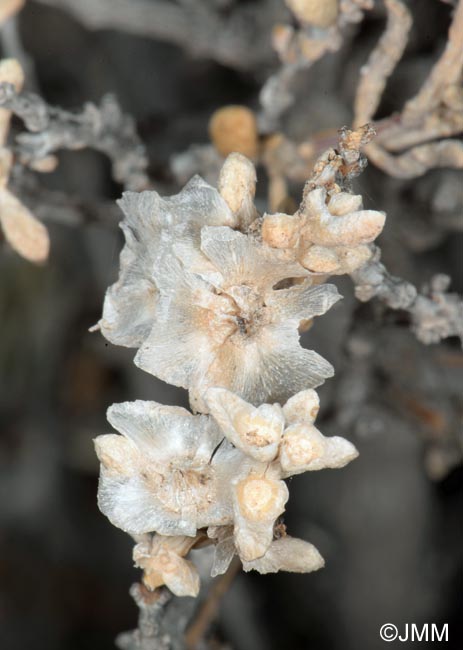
95, 141, 385, 597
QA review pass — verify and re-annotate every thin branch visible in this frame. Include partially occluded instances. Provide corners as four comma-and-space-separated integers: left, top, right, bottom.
402, 0, 463, 120
32, 0, 282, 71
0, 84, 150, 190
185, 557, 241, 650
353, 0, 412, 127
116, 584, 172, 650
351, 249, 463, 344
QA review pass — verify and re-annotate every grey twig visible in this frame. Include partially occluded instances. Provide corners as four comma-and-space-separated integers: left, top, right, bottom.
116, 584, 173, 650
32, 0, 284, 71
0, 84, 149, 190
116, 580, 210, 650
351, 249, 463, 344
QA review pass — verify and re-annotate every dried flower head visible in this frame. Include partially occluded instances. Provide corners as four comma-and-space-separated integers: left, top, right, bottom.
95, 400, 227, 537
135, 226, 341, 410
95, 388, 357, 589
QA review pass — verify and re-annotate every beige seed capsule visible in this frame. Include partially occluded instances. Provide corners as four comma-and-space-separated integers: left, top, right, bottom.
217, 152, 257, 228
285, 0, 339, 29
327, 192, 363, 216
300, 245, 340, 273
209, 105, 259, 160
262, 212, 300, 249
236, 476, 283, 522
0, 190, 50, 263
283, 389, 320, 424
280, 424, 324, 473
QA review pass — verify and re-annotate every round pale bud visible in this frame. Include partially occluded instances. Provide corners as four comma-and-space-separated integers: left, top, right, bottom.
94, 434, 136, 474
29, 155, 59, 173
262, 213, 299, 249
218, 152, 257, 227
0, 190, 50, 263
0, 57, 24, 90
209, 105, 259, 159
327, 192, 363, 216
283, 389, 320, 424
285, 0, 339, 29
158, 551, 177, 573
336, 244, 372, 274
236, 477, 282, 522
233, 405, 283, 449
300, 245, 340, 273
280, 424, 324, 473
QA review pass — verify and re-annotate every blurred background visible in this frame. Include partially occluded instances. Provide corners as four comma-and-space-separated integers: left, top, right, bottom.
0, 1, 462, 649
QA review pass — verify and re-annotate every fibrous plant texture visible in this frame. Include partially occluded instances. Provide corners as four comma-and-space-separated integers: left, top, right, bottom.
94, 137, 385, 618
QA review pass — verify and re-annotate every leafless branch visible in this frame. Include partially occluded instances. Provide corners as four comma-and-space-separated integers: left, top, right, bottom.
116, 584, 173, 650
353, 0, 412, 127
402, 0, 463, 120
351, 249, 463, 344
33, 0, 283, 71
0, 84, 149, 190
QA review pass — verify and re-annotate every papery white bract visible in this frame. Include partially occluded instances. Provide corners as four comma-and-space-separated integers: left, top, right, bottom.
99, 176, 235, 347
135, 225, 341, 410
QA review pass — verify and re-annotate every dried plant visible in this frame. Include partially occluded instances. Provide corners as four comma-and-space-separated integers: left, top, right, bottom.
93, 129, 391, 645
2, 1, 461, 648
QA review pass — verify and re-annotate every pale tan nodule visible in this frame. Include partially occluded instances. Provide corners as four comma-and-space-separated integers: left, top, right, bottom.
209, 105, 259, 160
262, 213, 300, 249
285, 0, 339, 29
236, 477, 281, 521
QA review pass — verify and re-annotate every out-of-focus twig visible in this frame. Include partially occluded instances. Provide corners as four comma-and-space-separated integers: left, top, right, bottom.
353, 0, 412, 127
259, 0, 374, 130
0, 0, 23, 23
116, 584, 172, 650
33, 0, 283, 71
403, 0, 463, 119
185, 557, 241, 650
356, 0, 463, 178
257, 0, 463, 183
0, 85, 150, 190
364, 138, 463, 178
351, 249, 463, 345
